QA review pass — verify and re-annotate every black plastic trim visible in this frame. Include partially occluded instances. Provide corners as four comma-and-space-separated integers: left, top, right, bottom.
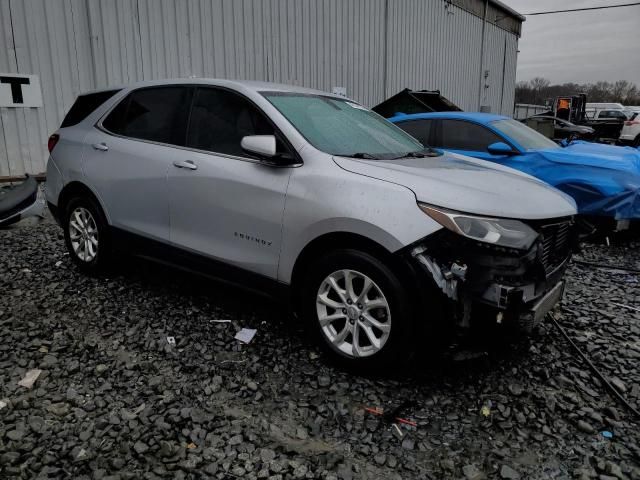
110, 227, 290, 302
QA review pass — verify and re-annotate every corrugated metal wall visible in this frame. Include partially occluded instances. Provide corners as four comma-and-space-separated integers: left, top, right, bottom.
386, 1, 519, 112
0, 0, 520, 177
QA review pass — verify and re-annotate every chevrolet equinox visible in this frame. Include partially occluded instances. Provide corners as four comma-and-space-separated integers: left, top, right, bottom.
46, 79, 577, 368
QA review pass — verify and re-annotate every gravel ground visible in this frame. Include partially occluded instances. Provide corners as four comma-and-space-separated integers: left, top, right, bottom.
1, 217, 639, 480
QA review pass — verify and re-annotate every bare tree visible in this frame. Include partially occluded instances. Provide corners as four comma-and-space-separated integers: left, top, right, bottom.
515, 78, 640, 106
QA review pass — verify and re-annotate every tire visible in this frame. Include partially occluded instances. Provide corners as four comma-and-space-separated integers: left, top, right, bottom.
63, 195, 112, 273
300, 249, 416, 371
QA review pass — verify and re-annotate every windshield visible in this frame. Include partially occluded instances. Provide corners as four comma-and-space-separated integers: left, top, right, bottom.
262, 92, 426, 158
491, 118, 560, 151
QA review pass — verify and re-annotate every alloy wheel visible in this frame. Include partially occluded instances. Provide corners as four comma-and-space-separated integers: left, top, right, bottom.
316, 269, 391, 358
68, 207, 99, 262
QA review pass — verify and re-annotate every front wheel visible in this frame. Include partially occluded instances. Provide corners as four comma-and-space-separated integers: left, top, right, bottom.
301, 249, 416, 370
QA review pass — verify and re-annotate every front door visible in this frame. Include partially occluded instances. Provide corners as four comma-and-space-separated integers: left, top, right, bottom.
436, 119, 508, 162
168, 87, 294, 279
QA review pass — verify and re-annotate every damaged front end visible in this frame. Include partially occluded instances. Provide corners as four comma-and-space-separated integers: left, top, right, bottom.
408, 217, 574, 332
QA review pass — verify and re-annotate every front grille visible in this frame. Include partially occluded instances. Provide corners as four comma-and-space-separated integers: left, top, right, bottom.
539, 221, 572, 275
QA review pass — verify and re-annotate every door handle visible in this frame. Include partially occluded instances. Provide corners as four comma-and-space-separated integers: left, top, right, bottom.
92, 142, 109, 151
173, 160, 198, 170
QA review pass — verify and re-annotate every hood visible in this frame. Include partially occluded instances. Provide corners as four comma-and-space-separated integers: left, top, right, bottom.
536, 141, 640, 172
333, 152, 576, 220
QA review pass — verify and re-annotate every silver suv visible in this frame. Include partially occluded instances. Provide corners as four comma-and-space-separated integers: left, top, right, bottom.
46, 79, 576, 368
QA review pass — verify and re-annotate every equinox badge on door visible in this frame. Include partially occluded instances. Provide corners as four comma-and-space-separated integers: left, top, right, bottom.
234, 231, 272, 247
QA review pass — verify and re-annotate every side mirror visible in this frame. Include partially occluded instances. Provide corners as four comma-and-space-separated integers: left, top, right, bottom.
241, 135, 276, 158
487, 142, 516, 156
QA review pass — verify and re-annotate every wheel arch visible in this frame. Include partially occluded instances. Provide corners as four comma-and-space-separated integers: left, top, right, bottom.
289, 231, 418, 308
58, 181, 110, 224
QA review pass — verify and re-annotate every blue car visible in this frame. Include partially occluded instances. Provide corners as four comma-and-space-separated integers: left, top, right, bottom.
389, 112, 640, 226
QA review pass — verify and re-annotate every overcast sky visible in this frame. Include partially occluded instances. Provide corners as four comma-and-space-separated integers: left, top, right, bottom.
501, 0, 640, 85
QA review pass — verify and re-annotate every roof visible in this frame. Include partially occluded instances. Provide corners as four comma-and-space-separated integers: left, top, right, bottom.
80, 78, 342, 98
388, 111, 509, 123
447, 0, 524, 36
490, 0, 525, 22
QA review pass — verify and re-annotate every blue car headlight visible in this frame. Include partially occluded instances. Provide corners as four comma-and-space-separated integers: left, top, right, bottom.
419, 203, 539, 250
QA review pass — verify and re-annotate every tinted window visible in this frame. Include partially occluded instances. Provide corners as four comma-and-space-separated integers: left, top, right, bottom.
61, 90, 120, 127
397, 119, 433, 145
491, 118, 559, 150
438, 119, 502, 151
103, 87, 192, 145
187, 88, 275, 157
599, 110, 626, 119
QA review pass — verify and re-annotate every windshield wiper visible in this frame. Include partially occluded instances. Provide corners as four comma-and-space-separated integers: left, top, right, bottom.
391, 148, 441, 160
338, 152, 380, 159
404, 151, 428, 158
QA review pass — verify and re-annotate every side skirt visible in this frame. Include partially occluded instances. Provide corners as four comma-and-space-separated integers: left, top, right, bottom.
110, 227, 291, 303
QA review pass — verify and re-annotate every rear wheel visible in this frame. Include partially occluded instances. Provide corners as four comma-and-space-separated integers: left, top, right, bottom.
301, 249, 416, 370
63, 196, 112, 273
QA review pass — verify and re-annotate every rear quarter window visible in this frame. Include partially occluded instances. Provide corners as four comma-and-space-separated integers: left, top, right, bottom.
60, 90, 120, 128
102, 86, 192, 146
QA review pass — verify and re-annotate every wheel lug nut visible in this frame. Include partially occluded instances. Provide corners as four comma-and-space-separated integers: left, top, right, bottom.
349, 319, 355, 325
357, 304, 362, 309
347, 299, 352, 304
359, 316, 363, 320
342, 308, 347, 314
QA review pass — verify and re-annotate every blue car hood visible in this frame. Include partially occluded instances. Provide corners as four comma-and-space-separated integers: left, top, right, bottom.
509, 141, 640, 220
537, 142, 640, 173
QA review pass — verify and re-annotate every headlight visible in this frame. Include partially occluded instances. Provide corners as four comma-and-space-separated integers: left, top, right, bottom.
418, 203, 538, 250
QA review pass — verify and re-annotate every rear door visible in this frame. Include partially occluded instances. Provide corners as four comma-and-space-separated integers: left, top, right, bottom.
83, 86, 193, 242
168, 86, 294, 279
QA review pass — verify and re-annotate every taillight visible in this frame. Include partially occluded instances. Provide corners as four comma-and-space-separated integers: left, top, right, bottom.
48, 133, 59, 153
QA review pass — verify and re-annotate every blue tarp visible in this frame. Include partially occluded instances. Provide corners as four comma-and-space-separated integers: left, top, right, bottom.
522, 141, 640, 220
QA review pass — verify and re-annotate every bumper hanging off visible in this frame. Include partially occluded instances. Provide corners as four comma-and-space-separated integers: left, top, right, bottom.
408, 221, 573, 331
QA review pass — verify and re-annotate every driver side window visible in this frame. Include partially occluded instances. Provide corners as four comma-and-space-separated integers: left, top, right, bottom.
186, 87, 291, 159
440, 119, 503, 152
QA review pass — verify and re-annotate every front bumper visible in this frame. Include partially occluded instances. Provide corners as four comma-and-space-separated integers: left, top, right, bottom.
408, 222, 573, 331
0, 177, 45, 228
519, 280, 565, 331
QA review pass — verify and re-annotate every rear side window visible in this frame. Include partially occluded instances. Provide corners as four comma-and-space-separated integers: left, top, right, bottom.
599, 110, 626, 120
187, 87, 275, 157
396, 119, 433, 145
438, 119, 502, 152
103, 86, 193, 146
61, 90, 120, 128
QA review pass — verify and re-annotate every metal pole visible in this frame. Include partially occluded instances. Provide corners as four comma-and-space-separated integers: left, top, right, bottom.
477, 0, 488, 110
382, 0, 389, 100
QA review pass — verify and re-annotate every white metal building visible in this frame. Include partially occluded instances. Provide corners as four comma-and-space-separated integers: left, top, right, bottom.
0, 0, 523, 179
